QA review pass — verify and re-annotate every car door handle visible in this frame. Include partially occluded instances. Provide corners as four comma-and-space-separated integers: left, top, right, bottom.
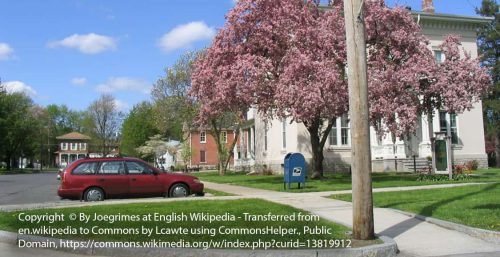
99, 179, 105, 182
131, 178, 137, 181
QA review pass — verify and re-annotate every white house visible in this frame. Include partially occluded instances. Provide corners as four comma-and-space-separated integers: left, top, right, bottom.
155, 140, 181, 171
234, 1, 491, 173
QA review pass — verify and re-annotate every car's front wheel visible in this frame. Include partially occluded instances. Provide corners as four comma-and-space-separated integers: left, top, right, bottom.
84, 187, 104, 201
169, 183, 189, 197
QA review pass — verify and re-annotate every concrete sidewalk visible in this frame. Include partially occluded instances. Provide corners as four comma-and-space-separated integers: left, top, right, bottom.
202, 181, 500, 257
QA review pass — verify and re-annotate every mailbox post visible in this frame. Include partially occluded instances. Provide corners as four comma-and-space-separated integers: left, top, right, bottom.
283, 153, 306, 189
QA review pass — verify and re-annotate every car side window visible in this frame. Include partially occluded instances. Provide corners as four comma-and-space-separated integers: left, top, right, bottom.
72, 162, 97, 175
126, 161, 153, 175
98, 161, 125, 175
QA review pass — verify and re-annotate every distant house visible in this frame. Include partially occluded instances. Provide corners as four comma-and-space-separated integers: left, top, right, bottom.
185, 127, 237, 170
156, 140, 181, 171
55, 132, 120, 167
55, 132, 91, 167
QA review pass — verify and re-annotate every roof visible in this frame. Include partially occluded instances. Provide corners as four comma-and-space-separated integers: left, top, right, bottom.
413, 11, 493, 25
317, 4, 493, 25
166, 140, 181, 148
56, 132, 91, 140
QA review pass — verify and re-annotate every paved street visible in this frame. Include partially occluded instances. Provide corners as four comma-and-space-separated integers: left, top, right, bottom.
0, 173, 62, 205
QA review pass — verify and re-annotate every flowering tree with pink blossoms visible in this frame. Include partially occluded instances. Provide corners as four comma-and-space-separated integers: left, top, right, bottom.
191, 0, 491, 177
190, 31, 252, 175
417, 35, 490, 173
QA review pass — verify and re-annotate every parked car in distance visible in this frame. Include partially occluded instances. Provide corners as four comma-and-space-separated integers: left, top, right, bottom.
57, 157, 204, 201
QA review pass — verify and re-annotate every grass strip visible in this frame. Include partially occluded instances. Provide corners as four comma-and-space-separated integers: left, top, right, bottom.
194, 169, 500, 193
330, 183, 500, 231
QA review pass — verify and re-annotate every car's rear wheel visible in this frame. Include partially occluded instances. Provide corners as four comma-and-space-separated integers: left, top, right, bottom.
169, 183, 189, 197
84, 187, 104, 201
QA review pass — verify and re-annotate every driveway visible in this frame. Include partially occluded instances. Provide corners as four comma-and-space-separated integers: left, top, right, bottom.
0, 173, 62, 205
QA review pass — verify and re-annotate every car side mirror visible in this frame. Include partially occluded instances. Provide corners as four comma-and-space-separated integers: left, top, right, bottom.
153, 169, 159, 175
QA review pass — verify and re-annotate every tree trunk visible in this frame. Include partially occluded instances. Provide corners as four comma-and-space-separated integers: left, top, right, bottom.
223, 129, 240, 175
210, 119, 226, 176
306, 117, 335, 180
5, 156, 11, 171
309, 128, 324, 179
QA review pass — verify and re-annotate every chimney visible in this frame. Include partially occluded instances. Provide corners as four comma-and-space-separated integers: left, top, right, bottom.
422, 0, 435, 13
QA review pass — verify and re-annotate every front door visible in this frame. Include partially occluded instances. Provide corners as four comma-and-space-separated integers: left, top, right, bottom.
435, 140, 447, 171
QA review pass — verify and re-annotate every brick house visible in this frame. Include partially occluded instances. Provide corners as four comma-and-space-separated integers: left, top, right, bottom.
55, 132, 91, 167
186, 128, 237, 169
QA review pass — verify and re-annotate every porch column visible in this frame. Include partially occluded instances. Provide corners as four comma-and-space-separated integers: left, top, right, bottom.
381, 132, 395, 159
419, 114, 432, 157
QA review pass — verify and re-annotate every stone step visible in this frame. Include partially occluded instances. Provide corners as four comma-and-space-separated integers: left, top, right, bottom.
402, 158, 431, 171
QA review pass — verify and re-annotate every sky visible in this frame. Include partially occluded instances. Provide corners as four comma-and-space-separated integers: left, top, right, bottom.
0, 0, 486, 112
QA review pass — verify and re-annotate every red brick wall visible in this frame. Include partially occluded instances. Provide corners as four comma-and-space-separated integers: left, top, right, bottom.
190, 130, 236, 167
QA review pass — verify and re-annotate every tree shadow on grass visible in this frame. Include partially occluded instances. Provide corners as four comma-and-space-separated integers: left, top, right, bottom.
418, 183, 498, 217
472, 204, 500, 210
378, 183, 498, 238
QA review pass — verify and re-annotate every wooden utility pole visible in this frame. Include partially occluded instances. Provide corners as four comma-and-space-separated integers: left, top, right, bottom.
343, 0, 375, 240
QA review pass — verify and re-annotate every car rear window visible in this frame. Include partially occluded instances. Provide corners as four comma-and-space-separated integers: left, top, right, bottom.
72, 162, 97, 175
98, 161, 125, 175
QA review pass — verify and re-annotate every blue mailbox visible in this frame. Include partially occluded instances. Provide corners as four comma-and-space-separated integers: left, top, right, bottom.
283, 153, 306, 189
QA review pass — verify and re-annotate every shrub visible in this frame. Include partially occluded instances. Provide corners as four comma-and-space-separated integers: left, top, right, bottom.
416, 173, 471, 181
453, 174, 471, 181
416, 174, 449, 181
258, 164, 274, 175
453, 164, 466, 175
465, 160, 479, 171
174, 164, 186, 172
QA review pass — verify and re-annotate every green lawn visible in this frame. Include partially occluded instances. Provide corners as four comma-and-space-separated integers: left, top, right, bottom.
0, 199, 353, 249
194, 169, 500, 193
330, 183, 500, 231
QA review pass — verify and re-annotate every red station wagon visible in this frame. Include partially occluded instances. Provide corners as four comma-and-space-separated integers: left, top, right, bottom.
57, 157, 204, 201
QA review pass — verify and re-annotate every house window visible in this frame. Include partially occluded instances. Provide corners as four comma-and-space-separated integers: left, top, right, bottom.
70, 143, 77, 151
329, 114, 350, 147
264, 123, 268, 151
61, 143, 68, 150
247, 129, 252, 154
200, 150, 206, 163
200, 131, 206, 143
439, 111, 459, 144
341, 114, 350, 145
221, 131, 227, 143
282, 119, 287, 149
329, 119, 338, 146
80, 143, 87, 150
450, 114, 458, 144
434, 50, 444, 64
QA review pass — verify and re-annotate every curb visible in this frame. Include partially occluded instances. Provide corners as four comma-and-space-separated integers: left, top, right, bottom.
0, 230, 398, 257
389, 208, 500, 244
